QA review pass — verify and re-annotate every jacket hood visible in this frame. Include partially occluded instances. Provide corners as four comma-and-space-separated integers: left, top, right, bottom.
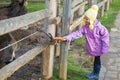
94, 19, 102, 27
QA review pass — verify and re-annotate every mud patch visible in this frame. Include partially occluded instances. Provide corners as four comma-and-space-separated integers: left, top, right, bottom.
7, 45, 43, 80
6, 43, 92, 80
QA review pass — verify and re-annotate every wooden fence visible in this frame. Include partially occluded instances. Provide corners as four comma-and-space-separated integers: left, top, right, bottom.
0, 0, 111, 80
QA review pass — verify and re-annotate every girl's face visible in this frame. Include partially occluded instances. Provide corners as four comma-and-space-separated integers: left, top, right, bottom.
83, 16, 90, 25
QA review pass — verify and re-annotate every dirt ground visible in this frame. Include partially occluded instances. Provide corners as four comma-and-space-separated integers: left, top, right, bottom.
6, 44, 42, 80
69, 43, 93, 69
6, 43, 93, 80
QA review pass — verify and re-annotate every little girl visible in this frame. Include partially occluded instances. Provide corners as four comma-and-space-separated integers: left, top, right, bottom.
63, 5, 109, 79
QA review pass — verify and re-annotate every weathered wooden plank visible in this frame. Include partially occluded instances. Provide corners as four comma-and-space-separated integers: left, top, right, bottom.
71, 1, 88, 15
42, 46, 50, 77
0, 46, 46, 80
101, 4, 105, 17
70, 1, 87, 24
29, 0, 44, 1
49, 16, 61, 25
88, 0, 95, 7
78, 5, 85, 16
0, 2, 10, 4
97, 0, 107, 8
52, 16, 61, 25
72, 0, 83, 8
0, 9, 51, 36
70, 15, 84, 32
55, 0, 61, 57
59, 0, 72, 80
105, 0, 110, 11
42, 0, 57, 79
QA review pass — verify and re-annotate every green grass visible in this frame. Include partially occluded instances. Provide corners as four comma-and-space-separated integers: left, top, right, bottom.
73, 36, 85, 45
0, 1, 45, 12
26, 2, 45, 12
67, 52, 90, 80
100, 0, 120, 31
52, 51, 90, 80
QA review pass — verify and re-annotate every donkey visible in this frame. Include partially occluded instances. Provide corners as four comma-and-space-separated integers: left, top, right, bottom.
8, 0, 27, 18
0, 0, 27, 20
0, 0, 28, 66
0, 0, 52, 67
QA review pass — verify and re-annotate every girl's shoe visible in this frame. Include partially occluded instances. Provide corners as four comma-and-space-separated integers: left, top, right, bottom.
87, 72, 98, 79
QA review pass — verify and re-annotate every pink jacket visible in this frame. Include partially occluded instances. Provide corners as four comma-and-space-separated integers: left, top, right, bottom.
65, 20, 109, 56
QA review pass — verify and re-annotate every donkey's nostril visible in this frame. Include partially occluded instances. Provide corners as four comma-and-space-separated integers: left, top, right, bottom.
41, 36, 45, 39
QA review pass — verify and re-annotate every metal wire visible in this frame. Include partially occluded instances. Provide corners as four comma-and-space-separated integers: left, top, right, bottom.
0, 32, 38, 52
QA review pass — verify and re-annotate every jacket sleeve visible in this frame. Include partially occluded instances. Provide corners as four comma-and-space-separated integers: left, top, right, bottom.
100, 26, 109, 54
65, 26, 85, 42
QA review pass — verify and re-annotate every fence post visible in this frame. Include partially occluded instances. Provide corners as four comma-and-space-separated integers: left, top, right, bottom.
88, 0, 96, 7
42, 0, 57, 79
105, 0, 110, 11
78, 4, 85, 16
59, 0, 72, 80
110, 0, 113, 2
55, 0, 61, 57
101, 3, 105, 16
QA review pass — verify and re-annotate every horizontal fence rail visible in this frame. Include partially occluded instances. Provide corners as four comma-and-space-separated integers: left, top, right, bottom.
70, 15, 84, 31
0, 2, 10, 5
72, 0, 84, 8
0, 46, 47, 80
71, 1, 88, 14
98, 0, 107, 8
0, 9, 51, 36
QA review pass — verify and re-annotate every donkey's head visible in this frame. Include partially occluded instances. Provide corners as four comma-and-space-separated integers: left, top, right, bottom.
8, 0, 28, 17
